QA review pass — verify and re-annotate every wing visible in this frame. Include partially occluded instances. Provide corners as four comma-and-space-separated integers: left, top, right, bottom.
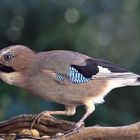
39, 50, 129, 84
55, 58, 129, 84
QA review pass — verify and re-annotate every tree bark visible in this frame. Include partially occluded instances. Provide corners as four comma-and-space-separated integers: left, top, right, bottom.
0, 114, 139, 140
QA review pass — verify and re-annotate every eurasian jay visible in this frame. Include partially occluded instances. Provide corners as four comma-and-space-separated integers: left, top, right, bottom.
0, 45, 140, 128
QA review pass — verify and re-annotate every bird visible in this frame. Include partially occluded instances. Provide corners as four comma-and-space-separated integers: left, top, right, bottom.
0, 45, 140, 129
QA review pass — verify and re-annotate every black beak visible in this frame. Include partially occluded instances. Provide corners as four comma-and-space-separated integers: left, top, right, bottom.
0, 64, 15, 73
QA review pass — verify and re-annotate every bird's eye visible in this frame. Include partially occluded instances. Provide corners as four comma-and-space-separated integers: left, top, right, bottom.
3, 52, 13, 62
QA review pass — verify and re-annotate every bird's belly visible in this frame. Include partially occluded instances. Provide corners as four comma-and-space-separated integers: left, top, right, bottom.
27, 76, 110, 106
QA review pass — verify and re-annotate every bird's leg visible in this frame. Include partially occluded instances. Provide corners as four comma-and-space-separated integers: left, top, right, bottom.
31, 106, 76, 128
65, 101, 95, 134
76, 101, 95, 128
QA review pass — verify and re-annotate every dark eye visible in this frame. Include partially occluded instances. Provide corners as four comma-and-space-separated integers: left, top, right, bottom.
3, 52, 13, 62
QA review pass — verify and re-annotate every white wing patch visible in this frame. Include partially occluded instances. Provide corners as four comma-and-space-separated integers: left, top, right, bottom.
97, 66, 111, 73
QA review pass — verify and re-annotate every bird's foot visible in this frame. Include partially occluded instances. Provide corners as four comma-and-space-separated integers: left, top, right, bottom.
75, 122, 84, 129
65, 122, 84, 135
31, 111, 51, 129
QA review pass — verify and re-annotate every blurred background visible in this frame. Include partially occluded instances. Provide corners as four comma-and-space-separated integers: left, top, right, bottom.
0, 0, 140, 127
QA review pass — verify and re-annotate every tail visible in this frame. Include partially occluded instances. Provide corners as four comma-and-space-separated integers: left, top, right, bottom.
135, 76, 140, 85
94, 72, 140, 88
112, 72, 140, 87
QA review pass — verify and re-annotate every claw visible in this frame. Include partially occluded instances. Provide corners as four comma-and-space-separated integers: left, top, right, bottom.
75, 121, 84, 129
31, 111, 51, 129
65, 122, 84, 135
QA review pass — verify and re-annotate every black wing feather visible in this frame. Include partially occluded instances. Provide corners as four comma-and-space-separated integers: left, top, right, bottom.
71, 59, 99, 78
71, 58, 128, 78
93, 58, 128, 73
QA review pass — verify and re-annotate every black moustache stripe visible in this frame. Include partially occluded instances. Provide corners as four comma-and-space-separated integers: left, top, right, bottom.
0, 65, 15, 73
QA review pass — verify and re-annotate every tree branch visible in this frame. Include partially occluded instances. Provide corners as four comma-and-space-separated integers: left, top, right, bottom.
0, 114, 139, 140
64, 122, 140, 140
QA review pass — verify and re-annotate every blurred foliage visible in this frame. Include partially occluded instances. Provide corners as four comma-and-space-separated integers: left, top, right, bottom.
0, 0, 140, 126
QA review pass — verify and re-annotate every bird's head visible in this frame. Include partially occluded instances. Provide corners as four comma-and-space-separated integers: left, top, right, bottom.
0, 45, 37, 86
0, 45, 36, 73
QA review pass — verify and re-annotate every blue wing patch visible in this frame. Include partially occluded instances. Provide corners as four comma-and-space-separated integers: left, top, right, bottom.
67, 67, 91, 83
56, 66, 91, 84
56, 73, 65, 82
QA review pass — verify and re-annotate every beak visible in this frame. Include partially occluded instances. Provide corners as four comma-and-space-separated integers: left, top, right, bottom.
0, 59, 3, 67
0, 56, 4, 67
